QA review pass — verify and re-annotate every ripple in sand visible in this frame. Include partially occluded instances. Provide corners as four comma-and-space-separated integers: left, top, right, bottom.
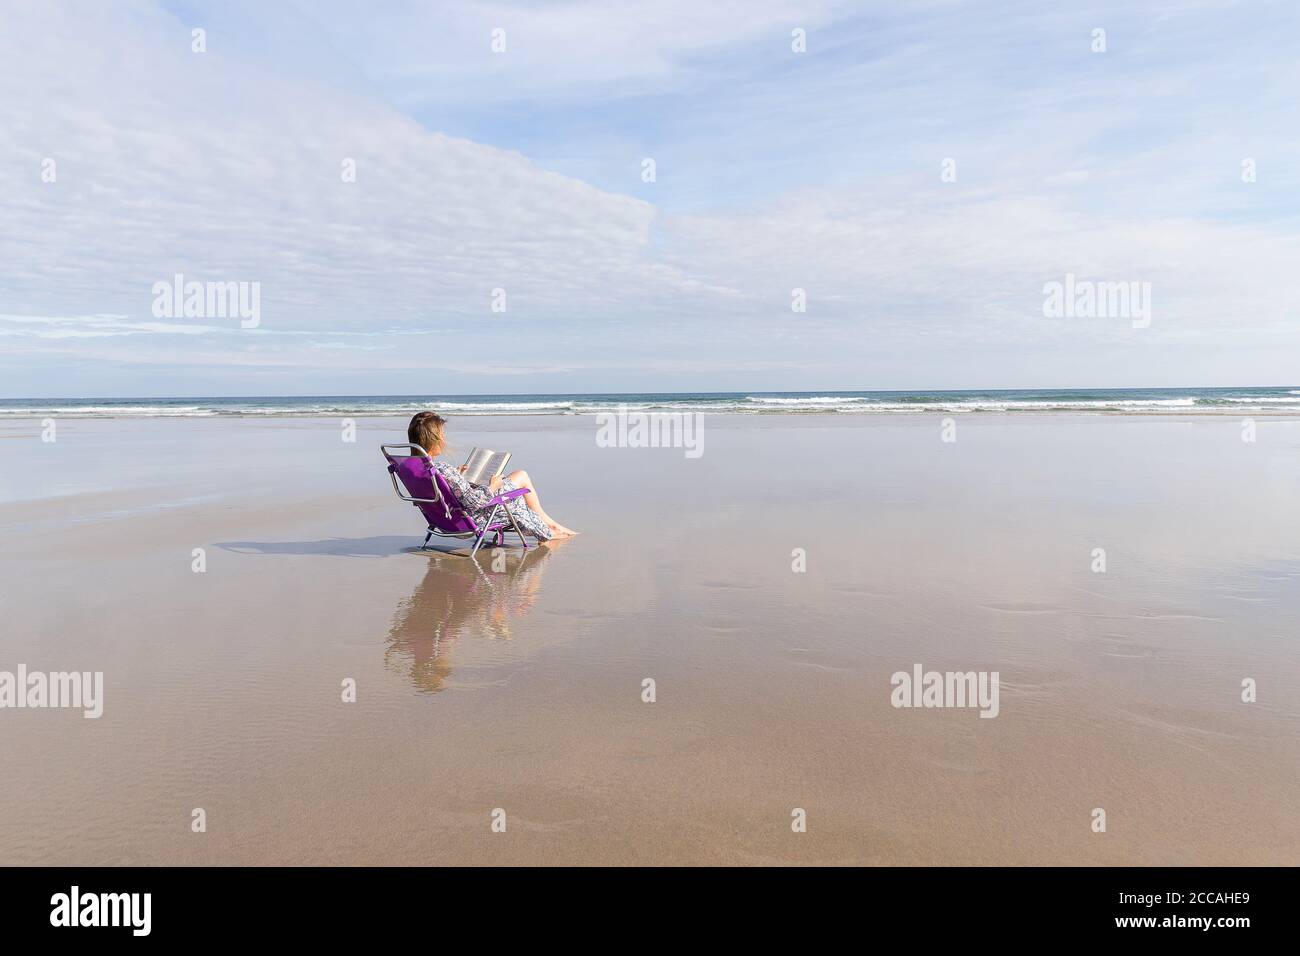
828, 584, 896, 596
979, 602, 1070, 614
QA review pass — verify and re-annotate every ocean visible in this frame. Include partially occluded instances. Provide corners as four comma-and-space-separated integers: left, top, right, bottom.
1, 387, 1298, 418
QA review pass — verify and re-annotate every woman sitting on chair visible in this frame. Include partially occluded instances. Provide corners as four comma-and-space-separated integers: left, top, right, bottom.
408, 411, 578, 540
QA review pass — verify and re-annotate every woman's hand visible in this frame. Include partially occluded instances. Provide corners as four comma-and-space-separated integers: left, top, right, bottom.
457, 464, 467, 474
488, 475, 503, 493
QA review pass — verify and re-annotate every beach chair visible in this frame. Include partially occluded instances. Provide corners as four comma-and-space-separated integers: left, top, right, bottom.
381, 443, 535, 557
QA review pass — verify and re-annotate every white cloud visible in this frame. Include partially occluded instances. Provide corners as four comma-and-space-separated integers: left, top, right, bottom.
295, 0, 851, 103
1, 0, 1298, 395
0, 313, 228, 338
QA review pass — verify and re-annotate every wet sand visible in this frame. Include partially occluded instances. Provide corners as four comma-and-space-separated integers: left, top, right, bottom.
0, 413, 1297, 865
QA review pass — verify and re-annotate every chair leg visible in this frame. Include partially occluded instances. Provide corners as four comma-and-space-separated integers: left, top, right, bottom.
504, 508, 529, 550
421, 530, 433, 550
470, 505, 501, 557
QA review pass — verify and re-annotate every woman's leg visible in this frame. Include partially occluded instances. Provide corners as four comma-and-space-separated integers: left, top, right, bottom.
506, 470, 549, 521
507, 470, 577, 535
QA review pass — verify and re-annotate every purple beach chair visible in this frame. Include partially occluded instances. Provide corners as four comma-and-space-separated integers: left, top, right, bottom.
381, 443, 536, 557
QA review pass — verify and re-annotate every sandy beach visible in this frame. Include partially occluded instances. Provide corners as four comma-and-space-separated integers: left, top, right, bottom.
1, 412, 1297, 866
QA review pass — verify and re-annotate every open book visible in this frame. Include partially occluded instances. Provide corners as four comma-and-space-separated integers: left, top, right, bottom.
461, 447, 511, 485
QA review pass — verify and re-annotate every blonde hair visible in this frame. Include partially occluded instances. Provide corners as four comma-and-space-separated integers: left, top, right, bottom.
407, 411, 447, 456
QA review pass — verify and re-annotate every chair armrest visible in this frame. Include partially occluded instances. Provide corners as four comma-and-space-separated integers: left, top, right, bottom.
487, 487, 531, 505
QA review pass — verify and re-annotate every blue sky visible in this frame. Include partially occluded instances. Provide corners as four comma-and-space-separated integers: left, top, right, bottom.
2, 0, 1298, 396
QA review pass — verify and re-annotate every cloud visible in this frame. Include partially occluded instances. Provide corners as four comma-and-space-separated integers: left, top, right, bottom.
1, 0, 1298, 395
0, 313, 229, 338
0, 2, 672, 324
290, 0, 851, 104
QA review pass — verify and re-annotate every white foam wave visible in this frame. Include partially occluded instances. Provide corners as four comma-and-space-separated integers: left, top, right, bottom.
1210, 396, 1300, 404
3, 393, 1299, 419
0, 405, 216, 417
745, 395, 868, 405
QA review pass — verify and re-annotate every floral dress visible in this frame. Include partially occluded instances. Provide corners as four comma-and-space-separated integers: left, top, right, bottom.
433, 460, 553, 541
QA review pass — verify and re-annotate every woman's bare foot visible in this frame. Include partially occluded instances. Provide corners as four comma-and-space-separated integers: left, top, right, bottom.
547, 522, 579, 538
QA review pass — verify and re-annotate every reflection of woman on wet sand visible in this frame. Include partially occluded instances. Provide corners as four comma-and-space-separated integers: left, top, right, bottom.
385, 545, 556, 694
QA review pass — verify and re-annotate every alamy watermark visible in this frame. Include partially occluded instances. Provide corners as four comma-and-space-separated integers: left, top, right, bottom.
595, 406, 704, 458
0, 665, 103, 718
50, 886, 150, 936
1043, 273, 1150, 328
890, 664, 1000, 718
151, 273, 260, 328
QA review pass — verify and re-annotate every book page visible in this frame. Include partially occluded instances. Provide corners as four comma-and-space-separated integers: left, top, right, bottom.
467, 450, 488, 486
462, 447, 490, 484
482, 451, 510, 482
462, 448, 510, 485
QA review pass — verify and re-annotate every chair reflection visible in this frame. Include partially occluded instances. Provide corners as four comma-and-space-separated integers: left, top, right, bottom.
385, 545, 554, 693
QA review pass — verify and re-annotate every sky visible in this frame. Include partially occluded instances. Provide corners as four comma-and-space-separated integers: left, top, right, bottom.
2, 0, 1298, 397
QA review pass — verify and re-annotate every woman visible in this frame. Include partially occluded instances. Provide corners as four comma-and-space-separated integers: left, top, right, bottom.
407, 411, 578, 539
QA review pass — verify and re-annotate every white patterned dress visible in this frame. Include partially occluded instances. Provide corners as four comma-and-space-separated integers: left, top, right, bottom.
432, 460, 553, 541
